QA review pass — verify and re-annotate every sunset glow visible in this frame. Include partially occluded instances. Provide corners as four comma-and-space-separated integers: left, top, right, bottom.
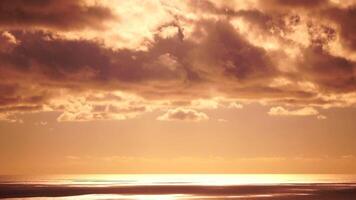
1, 0, 356, 199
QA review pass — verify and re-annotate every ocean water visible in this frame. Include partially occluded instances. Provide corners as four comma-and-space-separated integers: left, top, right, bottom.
0, 174, 356, 199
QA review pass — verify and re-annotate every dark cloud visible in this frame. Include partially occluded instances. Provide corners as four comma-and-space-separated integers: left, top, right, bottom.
300, 47, 356, 92
0, 82, 51, 118
1, 31, 188, 84
0, 0, 116, 30
0, 105, 43, 113
262, 0, 329, 8
323, 6, 356, 50
260, 0, 356, 52
0, 0, 356, 121
0, 19, 276, 92
192, 20, 275, 82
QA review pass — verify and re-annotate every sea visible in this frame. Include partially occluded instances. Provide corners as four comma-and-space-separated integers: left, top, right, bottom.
0, 174, 356, 199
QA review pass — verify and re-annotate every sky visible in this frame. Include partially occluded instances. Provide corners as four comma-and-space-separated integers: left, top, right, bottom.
0, 0, 356, 175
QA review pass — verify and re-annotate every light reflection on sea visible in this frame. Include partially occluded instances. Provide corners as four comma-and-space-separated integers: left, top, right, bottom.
2, 174, 356, 186
1, 174, 356, 199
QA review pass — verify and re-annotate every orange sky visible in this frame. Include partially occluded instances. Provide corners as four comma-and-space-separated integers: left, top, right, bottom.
0, 0, 356, 175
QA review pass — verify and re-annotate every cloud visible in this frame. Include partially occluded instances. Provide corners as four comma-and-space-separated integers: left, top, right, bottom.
0, 113, 22, 123
228, 102, 243, 109
35, 121, 48, 126
217, 118, 228, 122
0, 0, 116, 31
0, 31, 18, 52
52, 91, 151, 122
322, 6, 356, 51
260, 0, 329, 8
190, 99, 220, 109
268, 106, 319, 116
157, 108, 209, 122
300, 47, 356, 92
0, 0, 356, 122
317, 115, 327, 120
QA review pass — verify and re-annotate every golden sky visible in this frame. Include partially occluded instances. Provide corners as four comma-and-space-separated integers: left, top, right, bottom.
0, 0, 356, 175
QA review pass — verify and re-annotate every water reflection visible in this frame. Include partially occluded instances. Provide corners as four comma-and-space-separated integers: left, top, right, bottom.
1, 174, 356, 199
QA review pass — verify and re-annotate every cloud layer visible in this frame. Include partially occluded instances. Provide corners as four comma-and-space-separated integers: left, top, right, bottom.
268, 106, 323, 119
157, 108, 209, 122
0, 0, 356, 122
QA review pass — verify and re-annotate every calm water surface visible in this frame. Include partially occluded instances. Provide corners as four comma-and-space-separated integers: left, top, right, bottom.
1, 174, 356, 199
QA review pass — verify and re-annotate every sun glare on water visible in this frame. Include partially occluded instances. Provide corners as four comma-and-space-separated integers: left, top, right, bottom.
2, 174, 356, 200
34, 174, 356, 186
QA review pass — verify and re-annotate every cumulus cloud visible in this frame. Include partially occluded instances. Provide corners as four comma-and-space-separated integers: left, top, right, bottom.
0, 0, 356, 122
52, 91, 152, 122
228, 102, 243, 109
0, 31, 18, 52
268, 106, 319, 116
317, 115, 327, 120
217, 118, 228, 122
0, 113, 22, 123
157, 108, 209, 122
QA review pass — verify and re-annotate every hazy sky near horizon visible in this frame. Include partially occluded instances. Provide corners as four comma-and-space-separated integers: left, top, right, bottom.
1, 0, 356, 175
